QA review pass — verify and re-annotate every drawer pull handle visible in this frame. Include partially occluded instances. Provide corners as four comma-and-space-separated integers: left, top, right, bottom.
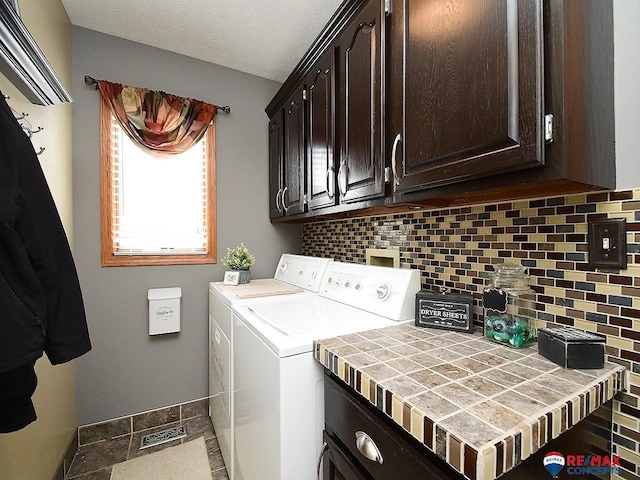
355, 431, 383, 464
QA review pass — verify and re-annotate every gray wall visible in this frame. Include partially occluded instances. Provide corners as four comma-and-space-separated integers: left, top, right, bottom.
71, 2, 639, 426
72, 27, 301, 425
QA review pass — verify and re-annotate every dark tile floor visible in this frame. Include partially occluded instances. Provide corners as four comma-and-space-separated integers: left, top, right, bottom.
65, 414, 229, 479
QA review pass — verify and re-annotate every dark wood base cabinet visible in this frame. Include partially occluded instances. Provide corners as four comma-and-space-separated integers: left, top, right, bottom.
321, 372, 612, 480
322, 372, 465, 480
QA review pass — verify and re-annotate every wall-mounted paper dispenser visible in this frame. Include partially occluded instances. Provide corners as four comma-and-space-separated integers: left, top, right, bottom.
148, 287, 181, 335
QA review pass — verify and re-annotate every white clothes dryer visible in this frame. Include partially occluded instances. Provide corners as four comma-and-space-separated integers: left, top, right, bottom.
208, 254, 332, 480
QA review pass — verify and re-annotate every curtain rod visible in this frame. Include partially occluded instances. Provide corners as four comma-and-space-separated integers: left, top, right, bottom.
83, 75, 231, 114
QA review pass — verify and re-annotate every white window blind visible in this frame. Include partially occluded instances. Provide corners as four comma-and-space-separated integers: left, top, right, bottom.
109, 116, 209, 255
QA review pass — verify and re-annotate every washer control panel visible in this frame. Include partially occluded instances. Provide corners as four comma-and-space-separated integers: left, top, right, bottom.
274, 254, 332, 292
321, 262, 420, 321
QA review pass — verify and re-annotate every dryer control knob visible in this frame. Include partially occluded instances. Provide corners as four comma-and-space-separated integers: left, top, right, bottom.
280, 263, 288, 273
376, 284, 391, 300
311, 271, 318, 279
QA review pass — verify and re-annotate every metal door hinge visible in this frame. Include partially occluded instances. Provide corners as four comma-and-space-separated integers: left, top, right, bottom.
385, 0, 392, 15
303, 194, 308, 205
384, 166, 391, 183
544, 114, 554, 143
302, 89, 307, 101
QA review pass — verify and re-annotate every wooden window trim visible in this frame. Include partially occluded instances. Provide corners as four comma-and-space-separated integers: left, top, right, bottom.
100, 94, 217, 267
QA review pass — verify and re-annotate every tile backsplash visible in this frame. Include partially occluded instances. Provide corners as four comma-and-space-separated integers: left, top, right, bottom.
302, 189, 640, 480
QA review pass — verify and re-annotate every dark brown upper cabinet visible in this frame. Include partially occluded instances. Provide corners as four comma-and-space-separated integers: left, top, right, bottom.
386, 0, 545, 193
306, 48, 337, 211
266, 0, 615, 221
283, 86, 307, 216
269, 85, 306, 219
335, 0, 385, 204
391, 0, 615, 207
268, 110, 285, 219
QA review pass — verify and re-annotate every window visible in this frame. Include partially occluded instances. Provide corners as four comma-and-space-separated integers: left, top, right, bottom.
100, 96, 216, 266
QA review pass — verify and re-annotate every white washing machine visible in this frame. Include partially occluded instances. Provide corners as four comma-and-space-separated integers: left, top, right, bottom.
208, 254, 332, 480
232, 262, 421, 480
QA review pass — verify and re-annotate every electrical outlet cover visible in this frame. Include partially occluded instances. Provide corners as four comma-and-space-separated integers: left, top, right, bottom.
588, 218, 627, 269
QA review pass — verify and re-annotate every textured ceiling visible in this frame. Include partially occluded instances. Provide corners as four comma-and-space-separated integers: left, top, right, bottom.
61, 0, 343, 83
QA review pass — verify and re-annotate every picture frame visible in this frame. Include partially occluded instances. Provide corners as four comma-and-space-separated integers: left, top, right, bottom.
223, 270, 240, 286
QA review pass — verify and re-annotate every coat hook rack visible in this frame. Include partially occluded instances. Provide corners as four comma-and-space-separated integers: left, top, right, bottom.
21, 123, 43, 138
4, 95, 46, 155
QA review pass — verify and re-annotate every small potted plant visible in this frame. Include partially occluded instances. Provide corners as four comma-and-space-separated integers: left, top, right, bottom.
221, 243, 255, 284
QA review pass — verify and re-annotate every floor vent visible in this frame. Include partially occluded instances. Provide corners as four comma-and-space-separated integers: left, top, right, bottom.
140, 425, 187, 450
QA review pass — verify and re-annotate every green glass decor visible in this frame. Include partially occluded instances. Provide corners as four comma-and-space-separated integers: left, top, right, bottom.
482, 263, 536, 348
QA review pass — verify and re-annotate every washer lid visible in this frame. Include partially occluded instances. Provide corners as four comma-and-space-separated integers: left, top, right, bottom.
239, 296, 398, 357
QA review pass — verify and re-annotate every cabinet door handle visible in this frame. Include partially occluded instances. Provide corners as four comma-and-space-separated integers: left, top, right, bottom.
275, 188, 282, 211
355, 431, 383, 464
326, 166, 335, 199
337, 162, 348, 197
282, 186, 289, 212
316, 441, 328, 480
391, 133, 401, 186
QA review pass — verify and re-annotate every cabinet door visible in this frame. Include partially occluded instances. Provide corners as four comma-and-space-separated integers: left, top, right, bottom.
268, 110, 284, 219
307, 48, 337, 211
282, 87, 306, 215
387, 0, 544, 193
336, 0, 385, 204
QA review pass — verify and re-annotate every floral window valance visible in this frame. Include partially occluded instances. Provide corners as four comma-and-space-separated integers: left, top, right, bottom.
97, 80, 217, 156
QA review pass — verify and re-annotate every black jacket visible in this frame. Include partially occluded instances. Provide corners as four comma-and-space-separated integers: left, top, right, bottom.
0, 92, 91, 373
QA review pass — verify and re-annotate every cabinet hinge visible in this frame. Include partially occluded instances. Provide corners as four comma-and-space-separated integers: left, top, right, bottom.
384, 167, 391, 184
544, 114, 554, 143
302, 89, 307, 101
384, 0, 392, 15
303, 194, 308, 205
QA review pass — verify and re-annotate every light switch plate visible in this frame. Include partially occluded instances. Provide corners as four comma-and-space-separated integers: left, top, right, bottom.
588, 218, 627, 269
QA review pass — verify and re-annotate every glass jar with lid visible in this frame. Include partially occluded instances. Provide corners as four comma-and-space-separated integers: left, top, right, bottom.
482, 263, 536, 348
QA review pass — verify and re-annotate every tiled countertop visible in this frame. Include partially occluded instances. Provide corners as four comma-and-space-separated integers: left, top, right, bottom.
313, 323, 626, 480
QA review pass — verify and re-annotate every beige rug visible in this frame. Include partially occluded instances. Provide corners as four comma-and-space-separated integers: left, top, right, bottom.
110, 437, 213, 480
